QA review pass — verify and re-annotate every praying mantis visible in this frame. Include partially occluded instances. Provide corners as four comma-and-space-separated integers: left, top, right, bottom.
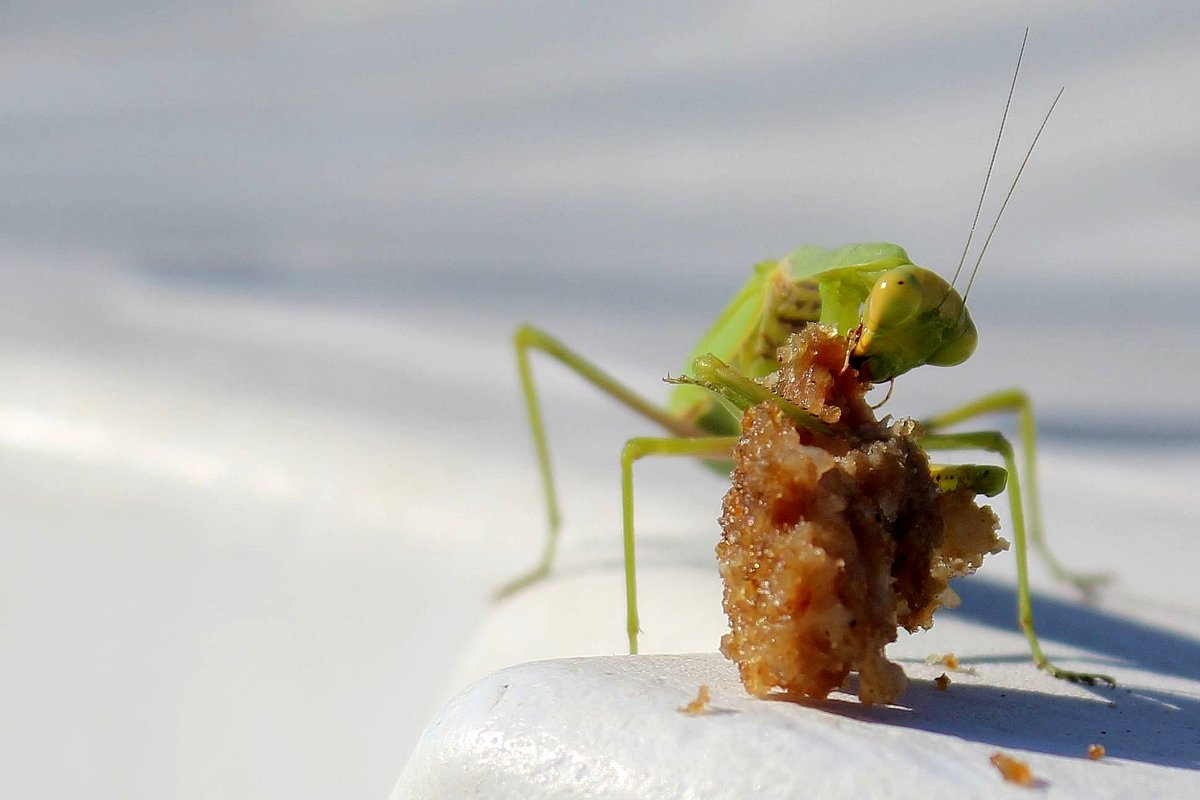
499, 33, 1116, 688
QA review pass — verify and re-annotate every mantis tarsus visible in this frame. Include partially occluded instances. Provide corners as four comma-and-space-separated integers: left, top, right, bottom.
499, 32, 1116, 689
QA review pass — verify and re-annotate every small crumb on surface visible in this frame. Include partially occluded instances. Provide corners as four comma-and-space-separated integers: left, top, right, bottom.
678, 684, 712, 715
1087, 743, 1106, 760
934, 673, 951, 691
990, 752, 1035, 786
926, 652, 977, 675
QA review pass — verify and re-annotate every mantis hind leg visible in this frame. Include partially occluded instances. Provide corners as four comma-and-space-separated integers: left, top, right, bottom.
498, 325, 704, 599
923, 388, 1110, 594
621, 436, 738, 654
922, 429, 1116, 687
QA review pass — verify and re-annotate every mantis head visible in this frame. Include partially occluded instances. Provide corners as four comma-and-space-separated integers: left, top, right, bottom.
849, 266, 977, 383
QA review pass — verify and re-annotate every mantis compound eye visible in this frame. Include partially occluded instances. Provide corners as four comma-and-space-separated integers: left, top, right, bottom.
862, 268, 923, 333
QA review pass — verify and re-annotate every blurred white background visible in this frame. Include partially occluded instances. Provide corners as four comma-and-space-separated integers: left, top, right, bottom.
1, 2, 1197, 798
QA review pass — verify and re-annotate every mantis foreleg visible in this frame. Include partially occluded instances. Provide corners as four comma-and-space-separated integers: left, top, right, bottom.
500, 325, 705, 599
922, 429, 1116, 686
923, 388, 1110, 594
621, 436, 739, 654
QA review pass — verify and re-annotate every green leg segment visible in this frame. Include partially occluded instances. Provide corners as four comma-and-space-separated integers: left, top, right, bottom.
621, 436, 738, 654
922, 429, 1116, 687
923, 389, 1110, 594
497, 325, 705, 599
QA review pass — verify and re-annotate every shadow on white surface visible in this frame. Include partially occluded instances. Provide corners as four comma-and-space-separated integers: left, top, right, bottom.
800, 672, 1197, 771
952, 577, 1200, 685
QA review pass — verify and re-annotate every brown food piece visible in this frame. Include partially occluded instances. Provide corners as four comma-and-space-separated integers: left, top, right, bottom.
718, 325, 1006, 705
1087, 743, 1106, 760
934, 673, 951, 691
677, 684, 712, 715
990, 752, 1035, 786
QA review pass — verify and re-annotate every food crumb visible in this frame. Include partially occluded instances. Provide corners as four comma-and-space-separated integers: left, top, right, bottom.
926, 652, 977, 675
934, 673, 951, 691
678, 684, 712, 714
990, 752, 1035, 786
1087, 743, 1106, 760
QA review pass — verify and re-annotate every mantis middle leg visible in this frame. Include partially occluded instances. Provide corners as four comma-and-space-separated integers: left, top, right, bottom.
923, 388, 1110, 593
621, 435, 738, 654
500, 324, 706, 599
921, 428, 1116, 686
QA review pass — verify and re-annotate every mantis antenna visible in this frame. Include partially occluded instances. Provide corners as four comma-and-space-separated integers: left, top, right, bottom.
949, 28, 1029, 290
961, 85, 1064, 304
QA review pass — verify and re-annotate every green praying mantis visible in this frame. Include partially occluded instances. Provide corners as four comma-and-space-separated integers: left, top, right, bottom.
499, 33, 1116, 688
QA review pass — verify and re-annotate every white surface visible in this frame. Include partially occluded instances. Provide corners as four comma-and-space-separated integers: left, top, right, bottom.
0, 272, 500, 798
397, 651, 1199, 799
